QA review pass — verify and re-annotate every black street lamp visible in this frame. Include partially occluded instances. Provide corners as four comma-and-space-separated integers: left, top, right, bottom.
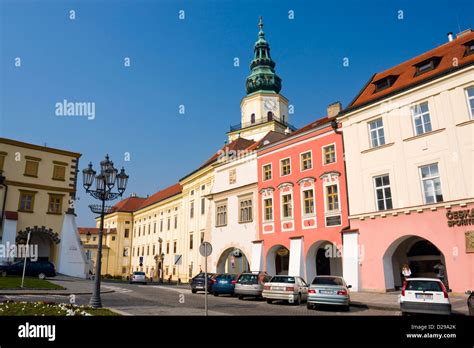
82, 155, 129, 308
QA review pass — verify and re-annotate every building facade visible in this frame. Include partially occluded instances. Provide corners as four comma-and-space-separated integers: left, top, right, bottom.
338, 30, 474, 292
255, 106, 349, 281
0, 138, 88, 277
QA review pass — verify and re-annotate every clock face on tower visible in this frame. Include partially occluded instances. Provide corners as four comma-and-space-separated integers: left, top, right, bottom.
263, 98, 277, 112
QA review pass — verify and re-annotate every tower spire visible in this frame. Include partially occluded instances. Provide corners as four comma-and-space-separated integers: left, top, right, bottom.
245, 17, 282, 95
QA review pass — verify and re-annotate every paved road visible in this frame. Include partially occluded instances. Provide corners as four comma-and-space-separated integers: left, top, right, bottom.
0, 280, 399, 316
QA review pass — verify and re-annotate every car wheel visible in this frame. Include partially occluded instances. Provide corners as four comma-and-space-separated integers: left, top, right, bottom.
0, 271, 7, 277
344, 305, 350, 312
38, 273, 46, 280
238, 295, 244, 300
307, 302, 313, 310
191, 289, 197, 294
294, 294, 302, 305
213, 292, 218, 297
266, 299, 272, 304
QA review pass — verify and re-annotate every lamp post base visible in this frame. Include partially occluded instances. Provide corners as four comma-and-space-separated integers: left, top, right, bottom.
89, 296, 102, 309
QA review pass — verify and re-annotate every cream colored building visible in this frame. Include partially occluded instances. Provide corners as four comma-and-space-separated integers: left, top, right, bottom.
0, 137, 88, 277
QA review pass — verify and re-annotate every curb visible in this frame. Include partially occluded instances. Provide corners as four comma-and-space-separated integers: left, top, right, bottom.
350, 301, 399, 312
107, 307, 132, 316
0, 290, 115, 296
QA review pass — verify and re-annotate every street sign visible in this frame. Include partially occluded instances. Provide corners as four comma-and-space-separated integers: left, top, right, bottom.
174, 254, 182, 265
199, 242, 212, 257
139, 256, 143, 267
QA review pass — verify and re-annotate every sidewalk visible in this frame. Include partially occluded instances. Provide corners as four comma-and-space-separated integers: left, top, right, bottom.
350, 291, 469, 315
0, 275, 114, 296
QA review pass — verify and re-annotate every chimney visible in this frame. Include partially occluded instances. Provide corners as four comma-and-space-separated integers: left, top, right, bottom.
447, 32, 454, 42
130, 192, 137, 197
284, 127, 291, 135
327, 101, 342, 118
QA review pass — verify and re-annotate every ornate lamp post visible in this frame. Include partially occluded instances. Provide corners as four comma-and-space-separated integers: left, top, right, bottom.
82, 155, 129, 308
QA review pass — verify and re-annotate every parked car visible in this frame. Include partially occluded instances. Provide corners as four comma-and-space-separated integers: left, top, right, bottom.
234, 272, 272, 300
130, 271, 147, 284
466, 290, 474, 316
190, 272, 216, 294
307, 276, 351, 311
399, 278, 451, 315
0, 260, 56, 280
212, 273, 238, 296
262, 275, 308, 305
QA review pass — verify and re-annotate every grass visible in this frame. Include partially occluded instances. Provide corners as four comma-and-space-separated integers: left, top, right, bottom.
0, 276, 64, 290
0, 301, 120, 316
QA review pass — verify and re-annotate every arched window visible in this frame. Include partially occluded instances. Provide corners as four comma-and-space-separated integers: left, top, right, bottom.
267, 111, 273, 121
250, 113, 255, 124
281, 114, 286, 124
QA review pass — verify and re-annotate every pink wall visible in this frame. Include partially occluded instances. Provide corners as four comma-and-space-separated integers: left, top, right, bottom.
257, 123, 348, 270
353, 204, 474, 293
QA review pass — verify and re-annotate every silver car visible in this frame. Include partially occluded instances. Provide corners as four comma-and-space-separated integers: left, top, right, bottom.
262, 275, 308, 305
234, 272, 272, 300
307, 276, 351, 311
130, 271, 147, 285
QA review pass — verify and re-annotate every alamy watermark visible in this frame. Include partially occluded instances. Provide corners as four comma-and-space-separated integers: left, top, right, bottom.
55, 99, 95, 120
0, 242, 38, 261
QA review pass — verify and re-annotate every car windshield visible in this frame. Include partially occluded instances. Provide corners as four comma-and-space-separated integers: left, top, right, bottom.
134, 272, 145, 275
217, 274, 236, 280
312, 277, 344, 286
238, 274, 258, 283
407, 280, 443, 292
270, 276, 295, 283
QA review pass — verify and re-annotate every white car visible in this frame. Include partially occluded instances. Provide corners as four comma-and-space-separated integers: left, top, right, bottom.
130, 271, 147, 285
262, 275, 308, 305
399, 278, 451, 315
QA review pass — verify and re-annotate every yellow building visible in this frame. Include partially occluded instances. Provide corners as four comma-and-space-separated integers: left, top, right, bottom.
78, 227, 119, 277
0, 137, 88, 277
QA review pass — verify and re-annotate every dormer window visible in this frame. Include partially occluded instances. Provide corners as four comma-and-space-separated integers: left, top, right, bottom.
373, 75, 398, 93
463, 40, 474, 57
414, 57, 441, 76
250, 113, 255, 124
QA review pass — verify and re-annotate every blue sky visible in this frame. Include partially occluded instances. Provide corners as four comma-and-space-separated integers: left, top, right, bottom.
1, 0, 473, 226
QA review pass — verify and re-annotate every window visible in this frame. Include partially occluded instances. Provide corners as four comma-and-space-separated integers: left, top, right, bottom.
47, 194, 63, 214
18, 190, 36, 212
250, 113, 255, 124
172, 267, 176, 276
173, 241, 177, 253
368, 118, 385, 148
138, 226, 141, 237
239, 198, 253, 223
124, 229, 130, 238
263, 164, 272, 181
201, 198, 205, 215
373, 75, 398, 92
282, 194, 293, 219
167, 217, 171, 231
148, 224, 151, 234
160, 220, 163, 232
200, 232, 204, 243
267, 111, 273, 121
326, 185, 339, 211
201, 185, 205, 191
303, 189, 315, 215
411, 102, 432, 135
112, 236, 116, 241
189, 234, 194, 250
123, 248, 129, 257
420, 163, 443, 204
24, 159, 39, 177
300, 152, 312, 171
165, 267, 169, 276
147, 245, 150, 255
466, 87, 474, 119
463, 40, 474, 57
153, 245, 155, 255
190, 201, 194, 218
52, 164, 66, 181
263, 198, 273, 221
216, 202, 227, 227
280, 158, 291, 176
414, 57, 441, 76
374, 175, 393, 211
153, 223, 156, 233
174, 215, 178, 229
93, 236, 96, 242
0, 153, 5, 171
166, 242, 170, 254
323, 145, 336, 165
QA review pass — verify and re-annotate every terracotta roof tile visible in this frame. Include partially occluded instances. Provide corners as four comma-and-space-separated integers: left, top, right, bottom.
138, 183, 182, 210
109, 196, 147, 213
78, 227, 117, 235
348, 30, 474, 110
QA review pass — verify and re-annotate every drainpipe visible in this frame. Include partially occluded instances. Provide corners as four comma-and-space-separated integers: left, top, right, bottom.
0, 171, 8, 238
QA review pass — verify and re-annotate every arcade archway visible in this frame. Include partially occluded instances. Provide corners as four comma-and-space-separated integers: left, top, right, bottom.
216, 248, 250, 274
266, 245, 290, 276
306, 240, 343, 282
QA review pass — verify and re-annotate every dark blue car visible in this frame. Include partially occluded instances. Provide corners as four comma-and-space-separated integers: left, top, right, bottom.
212, 273, 238, 296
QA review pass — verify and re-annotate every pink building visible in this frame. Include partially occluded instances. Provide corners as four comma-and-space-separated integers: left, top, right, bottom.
254, 107, 349, 281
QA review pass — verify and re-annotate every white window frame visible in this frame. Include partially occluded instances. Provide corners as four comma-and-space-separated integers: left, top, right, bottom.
280, 157, 291, 177
215, 200, 228, 227
301, 187, 315, 217
465, 86, 474, 119
262, 162, 272, 181
322, 143, 337, 166
238, 196, 253, 223
262, 197, 274, 222
411, 101, 432, 136
280, 192, 293, 220
419, 163, 444, 204
299, 150, 313, 172
373, 174, 393, 211
323, 182, 340, 213
368, 118, 386, 148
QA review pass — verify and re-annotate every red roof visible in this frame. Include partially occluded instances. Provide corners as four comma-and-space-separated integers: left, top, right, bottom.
78, 227, 117, 235
138, 183, 182, 210
348, 30, 474, 110
109, 196, 147, 213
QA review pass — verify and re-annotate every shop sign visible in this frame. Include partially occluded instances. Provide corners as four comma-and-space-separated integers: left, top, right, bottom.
446, 208, 474, 227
